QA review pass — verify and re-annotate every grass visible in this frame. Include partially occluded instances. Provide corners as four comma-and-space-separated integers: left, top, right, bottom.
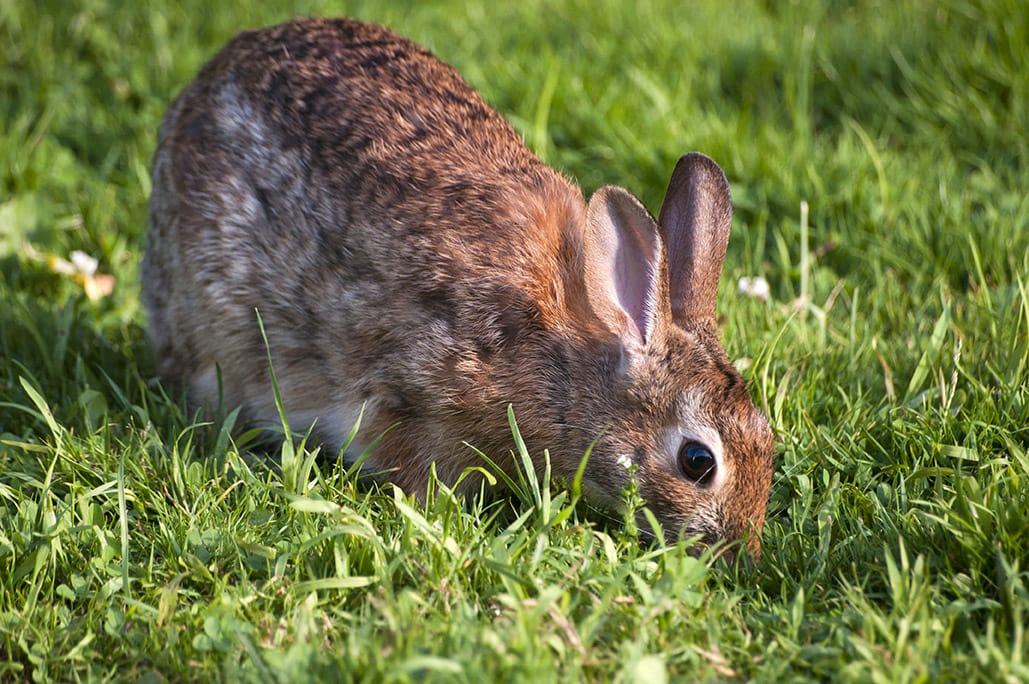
1, 0, 1027, 680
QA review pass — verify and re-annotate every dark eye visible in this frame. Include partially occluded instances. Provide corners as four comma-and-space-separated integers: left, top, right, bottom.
678, 442, 716, 485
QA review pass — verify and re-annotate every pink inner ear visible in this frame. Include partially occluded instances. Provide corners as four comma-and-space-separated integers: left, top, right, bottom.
611, 214, 659, 345
585, 186, 664, 349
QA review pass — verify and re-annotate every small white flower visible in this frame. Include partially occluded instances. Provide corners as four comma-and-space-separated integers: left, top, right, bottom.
70, 250, 99, 276
737, 276, 770, 301
26, 244, 115, 301
616, 454, 632, 470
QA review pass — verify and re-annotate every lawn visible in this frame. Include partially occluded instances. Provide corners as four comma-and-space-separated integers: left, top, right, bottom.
1, 0, 1027, 681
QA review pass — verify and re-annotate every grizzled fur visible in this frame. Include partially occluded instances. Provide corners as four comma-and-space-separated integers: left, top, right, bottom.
142, 17, 775, 560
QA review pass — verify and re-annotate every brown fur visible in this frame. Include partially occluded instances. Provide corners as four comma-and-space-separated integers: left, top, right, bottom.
142, 17, 774, 561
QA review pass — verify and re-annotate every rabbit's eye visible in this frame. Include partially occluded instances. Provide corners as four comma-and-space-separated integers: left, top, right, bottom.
678, 442, 716, 485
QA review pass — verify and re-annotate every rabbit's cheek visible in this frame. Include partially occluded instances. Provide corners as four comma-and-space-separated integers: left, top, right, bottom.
580, 463, 635, 512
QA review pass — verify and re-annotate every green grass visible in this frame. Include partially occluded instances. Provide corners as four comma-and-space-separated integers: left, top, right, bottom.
2, 0, 1027, 680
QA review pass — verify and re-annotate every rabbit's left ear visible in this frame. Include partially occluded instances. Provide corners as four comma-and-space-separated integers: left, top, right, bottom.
583, 186, 664, 350
657, 153, 732, 325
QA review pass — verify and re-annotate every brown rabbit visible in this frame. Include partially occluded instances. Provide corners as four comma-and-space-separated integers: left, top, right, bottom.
142, 17, 774, 559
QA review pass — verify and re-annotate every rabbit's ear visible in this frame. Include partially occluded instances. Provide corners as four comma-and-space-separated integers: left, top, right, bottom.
657, 153, 732, 324
584, 186, 663, 349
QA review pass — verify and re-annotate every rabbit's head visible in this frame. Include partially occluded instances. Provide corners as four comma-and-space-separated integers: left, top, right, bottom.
529, 153, 775, 560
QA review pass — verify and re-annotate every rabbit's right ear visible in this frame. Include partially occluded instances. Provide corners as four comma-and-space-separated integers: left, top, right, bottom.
657, 153, 732, 325
583, 186, 663, 352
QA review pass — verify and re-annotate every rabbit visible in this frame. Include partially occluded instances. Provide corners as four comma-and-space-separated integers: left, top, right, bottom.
142, 16, 775, 560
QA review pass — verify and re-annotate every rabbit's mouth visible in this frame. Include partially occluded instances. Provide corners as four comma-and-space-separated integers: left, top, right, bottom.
628, 509, 713, 551
643, 512, 754, 566
686, 526, 762, 567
